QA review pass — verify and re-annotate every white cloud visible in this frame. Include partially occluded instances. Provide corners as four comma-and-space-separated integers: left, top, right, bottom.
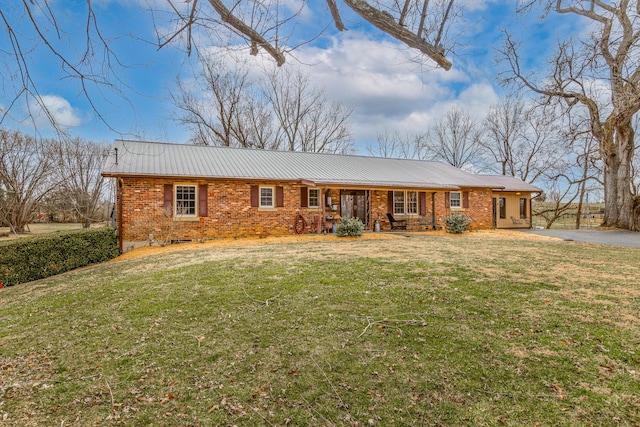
180, 31, 501, 152
34, 95, 83, 129
288, 34, 498, 150
458, 0, 501, 12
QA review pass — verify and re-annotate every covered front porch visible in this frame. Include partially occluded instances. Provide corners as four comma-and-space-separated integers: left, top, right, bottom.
303, 187, 445, 233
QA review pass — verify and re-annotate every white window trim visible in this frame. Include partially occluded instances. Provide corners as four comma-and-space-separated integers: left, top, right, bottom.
394, 190, 419, 216
450, 191, 462, 209
259, 186, 275, 208
393, 191, 405, 215
308, 188, 320, 209
407, 191, 418, 215
174, 184, 198, 218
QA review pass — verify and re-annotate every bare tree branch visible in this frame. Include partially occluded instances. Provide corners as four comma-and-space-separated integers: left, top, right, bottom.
326, 0, 347, 31
342, 0, 452, 70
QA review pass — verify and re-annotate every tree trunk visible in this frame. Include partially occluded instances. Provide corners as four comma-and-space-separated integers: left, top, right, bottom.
602, 122, 637, 230
575, 181, 584, 230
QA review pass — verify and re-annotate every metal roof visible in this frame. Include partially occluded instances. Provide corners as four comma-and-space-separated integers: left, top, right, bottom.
477, 175, 542, 193
102, 140, 538, 191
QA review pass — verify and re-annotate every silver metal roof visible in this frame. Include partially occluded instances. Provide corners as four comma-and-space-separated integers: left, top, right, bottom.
102, 140, 538, 191
477, 175, 542, 193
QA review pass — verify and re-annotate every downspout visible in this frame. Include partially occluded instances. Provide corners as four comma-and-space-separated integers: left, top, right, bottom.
117, 178, 124, 253
321, 187, 327, 234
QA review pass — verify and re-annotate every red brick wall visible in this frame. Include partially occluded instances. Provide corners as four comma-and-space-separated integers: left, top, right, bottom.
375, 189, 493, 231
117, 178, 495, 244
119, 178, 341, 242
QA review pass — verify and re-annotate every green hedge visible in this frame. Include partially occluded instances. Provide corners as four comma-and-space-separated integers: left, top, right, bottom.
0, 227, 119, 287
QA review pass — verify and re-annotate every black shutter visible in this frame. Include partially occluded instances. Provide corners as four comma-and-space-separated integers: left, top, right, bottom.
419, 192, 427, 216
164, 184, 173, 215
387, 191, 393, 213
199, 184, 208, 217
250, 185, 259, 207
276, 186, 284, 207
300, 187, 308, 208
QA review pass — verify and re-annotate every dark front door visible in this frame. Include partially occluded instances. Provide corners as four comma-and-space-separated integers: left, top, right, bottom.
340, 190, 368, 226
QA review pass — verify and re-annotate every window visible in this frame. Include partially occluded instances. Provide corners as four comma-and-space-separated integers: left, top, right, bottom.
308, 188, 320, 208
393, 191, 405, 215
407, 191, 418, 214
175, 185, 197, 217
499, 197, 506, 219
450, 192, 462, 208
393, 191, 418, 215
260, 186, 274, 208
520, 198, 527, 219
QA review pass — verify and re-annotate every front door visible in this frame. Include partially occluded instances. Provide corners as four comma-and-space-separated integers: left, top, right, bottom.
340, 190, 369, 227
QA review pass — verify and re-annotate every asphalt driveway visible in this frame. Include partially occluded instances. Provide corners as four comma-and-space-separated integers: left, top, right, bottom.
520, 229, 640, 249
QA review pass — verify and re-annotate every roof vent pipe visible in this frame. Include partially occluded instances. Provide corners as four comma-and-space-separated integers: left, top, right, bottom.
114, 147, 118, 165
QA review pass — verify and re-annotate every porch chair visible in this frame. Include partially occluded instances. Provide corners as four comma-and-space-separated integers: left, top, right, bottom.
386, 213, 407, 231
510, 216, 530, 227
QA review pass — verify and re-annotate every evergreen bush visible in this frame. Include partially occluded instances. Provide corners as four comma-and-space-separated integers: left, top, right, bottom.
444, 214, 471, 234
0, 227, 119, 286
336, 217, 364, 237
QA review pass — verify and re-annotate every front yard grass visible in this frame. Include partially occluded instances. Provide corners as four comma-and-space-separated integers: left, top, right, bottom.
0, 234, 638, 426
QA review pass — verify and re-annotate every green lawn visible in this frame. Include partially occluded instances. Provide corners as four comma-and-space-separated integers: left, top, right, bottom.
1, 234, 639, 426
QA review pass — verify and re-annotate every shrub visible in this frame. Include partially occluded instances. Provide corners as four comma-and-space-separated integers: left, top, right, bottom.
0, 227, 119, 286
336, 217, 364, 237
131, 208, 184, 246
444, 214, 471, 234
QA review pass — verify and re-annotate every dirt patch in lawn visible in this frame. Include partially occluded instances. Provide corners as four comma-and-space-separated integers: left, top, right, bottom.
114, 229, 560, 262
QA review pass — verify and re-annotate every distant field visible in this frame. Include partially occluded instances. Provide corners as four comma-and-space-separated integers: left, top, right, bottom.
0, 223, 107, 240
531, 215, 603, 230
532, 202, 605, 229
1, 233, 638, 426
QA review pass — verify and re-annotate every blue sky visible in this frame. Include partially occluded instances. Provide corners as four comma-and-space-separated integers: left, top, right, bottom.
0, 1, 583, 151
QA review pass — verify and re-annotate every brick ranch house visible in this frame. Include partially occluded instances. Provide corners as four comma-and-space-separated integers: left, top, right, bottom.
102, 140, 541, 252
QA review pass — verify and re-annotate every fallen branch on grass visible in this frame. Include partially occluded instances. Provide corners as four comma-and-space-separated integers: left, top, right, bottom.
353, 314, 427, 338
243, 289, 282, 306
311, 355, 349, 412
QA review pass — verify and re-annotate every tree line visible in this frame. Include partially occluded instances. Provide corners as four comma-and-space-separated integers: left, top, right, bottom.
173, 51, 630, 230
365, 100, 615, 229
0, 132, 108, 234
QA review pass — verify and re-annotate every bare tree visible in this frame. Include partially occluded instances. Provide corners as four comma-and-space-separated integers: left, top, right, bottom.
264, 68, 353, 153
51, 138, 109, 228
501, 1, 640, 230
571, 133, 603, 229
0, 130, 56, 233
172, 58, 258, 147
1, 1, 460, 133
631, 116, 640, 192
533, 180, 579, 229
426, 106, 484, 169
482, 99, 568, 183
173, 60, 353, 153
366, 130, 429, 159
